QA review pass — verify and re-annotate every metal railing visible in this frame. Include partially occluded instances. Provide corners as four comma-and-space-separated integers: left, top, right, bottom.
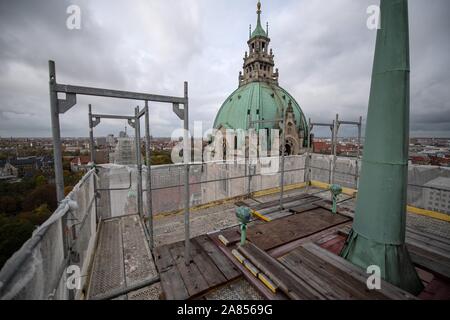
0, 169, 97, 300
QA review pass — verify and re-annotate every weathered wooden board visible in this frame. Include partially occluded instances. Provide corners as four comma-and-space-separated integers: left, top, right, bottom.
154, 235, 241, 300
301, 243, 417, 300
195, 235, 241, 281
252, 194, 316, 211
246, 208, 350, 250
407, 244, 450, 280
280, 247, 387, 299
238, 242, 323, 300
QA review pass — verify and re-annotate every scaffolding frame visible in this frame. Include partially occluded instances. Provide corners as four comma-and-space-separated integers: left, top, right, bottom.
49, 60, 191, 263
248, 111, 286, 210
334, 114, 363, 188
305, 114, 362, 189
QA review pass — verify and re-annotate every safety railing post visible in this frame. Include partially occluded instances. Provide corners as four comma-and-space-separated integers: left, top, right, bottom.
183, 82, 191, 265
144, 102, 153, 249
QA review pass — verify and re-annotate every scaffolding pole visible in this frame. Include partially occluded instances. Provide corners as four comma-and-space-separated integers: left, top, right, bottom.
135, 107, 143, 218
308, 121, 335, 186
183, 82, 191, 265
305, 118, 312, 193
144, 102, 153, 249
48, 60, 188, 274
88, 104, 95, 163
334, 115, 363, 189
248, 114, 286, 210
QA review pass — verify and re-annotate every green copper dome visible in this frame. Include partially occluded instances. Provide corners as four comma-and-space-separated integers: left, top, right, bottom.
213, 82, 308, 146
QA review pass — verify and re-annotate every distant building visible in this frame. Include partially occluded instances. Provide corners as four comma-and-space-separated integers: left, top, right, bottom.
423, 177, 450, 214
94, 149, 109, 164
70, 156, 91, 173
9, 156, 39, 178
409, 153, 431, 165
0, 160, 18, 180
313, 141, 331, 154
96, 137, 107, 148
107, 134, 115, 147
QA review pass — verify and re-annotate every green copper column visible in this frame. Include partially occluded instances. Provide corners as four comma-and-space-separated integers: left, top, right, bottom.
340, 0, 423, 294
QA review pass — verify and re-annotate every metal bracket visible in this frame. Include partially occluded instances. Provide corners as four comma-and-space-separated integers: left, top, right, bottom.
173, 103, 184, 120
128, 118, 136, 128
92, 117, 101, 128
58, 93, 77, 114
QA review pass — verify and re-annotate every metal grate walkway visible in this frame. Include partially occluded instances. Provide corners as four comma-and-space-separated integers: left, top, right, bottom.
87, 215, 158, 299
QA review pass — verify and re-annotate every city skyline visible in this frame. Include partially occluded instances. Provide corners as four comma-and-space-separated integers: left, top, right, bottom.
0, 0, 449, 139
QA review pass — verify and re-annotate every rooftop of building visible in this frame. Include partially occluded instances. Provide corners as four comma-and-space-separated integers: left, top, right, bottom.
424, 176, 450, 191
1, 158, 449, 300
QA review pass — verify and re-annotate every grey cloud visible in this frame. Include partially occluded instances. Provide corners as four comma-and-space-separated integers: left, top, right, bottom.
0, 0, 449, 138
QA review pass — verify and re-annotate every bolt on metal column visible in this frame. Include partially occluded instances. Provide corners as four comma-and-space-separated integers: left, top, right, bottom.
88, 104, 95, 163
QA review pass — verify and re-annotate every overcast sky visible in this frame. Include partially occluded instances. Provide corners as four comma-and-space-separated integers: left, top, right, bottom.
0, 0, 449, 138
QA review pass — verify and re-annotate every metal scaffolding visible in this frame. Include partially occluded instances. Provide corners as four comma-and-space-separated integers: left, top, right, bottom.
306, 114, 362, 189
49, 60, 191, 263
248, 109, 286, 210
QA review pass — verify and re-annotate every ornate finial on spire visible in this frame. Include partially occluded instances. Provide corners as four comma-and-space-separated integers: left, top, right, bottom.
249, 24, 252, 39
266, 22, 269, 36
251, 1, 266, 38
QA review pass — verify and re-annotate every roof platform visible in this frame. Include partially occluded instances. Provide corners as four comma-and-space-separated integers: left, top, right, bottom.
87, 215, 159, 300
85, 185, 450, 300
154, 235, 241, 300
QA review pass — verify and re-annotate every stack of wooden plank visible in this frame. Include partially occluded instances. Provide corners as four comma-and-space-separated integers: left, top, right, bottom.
154, 235, 241, 300
238, 242, 416, 299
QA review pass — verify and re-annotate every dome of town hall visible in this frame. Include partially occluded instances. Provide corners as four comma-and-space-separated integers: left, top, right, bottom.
213, 1, 309, 154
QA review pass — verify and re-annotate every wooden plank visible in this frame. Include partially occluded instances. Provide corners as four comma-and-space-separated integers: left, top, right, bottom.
253, 194, 313, 211
267, 222, 352, 258
218, 228, 241, 245
279, 253, 353, 300
238, 242, 323, 300
190, 239, 227, 287
406, 232, 450, 256
208, 234, 287, 300
407, 244, 450, 280
246, 208, 350, 250
290, 202, 319, 214
407, 237, 450, 260
153, 244, 174, 273
257, 196, 322, 216
169, 242, 210, 297
159, 267, 189, 300
302, 242, 417, 300
288, 247, 386, 300
197, 235, 241, 281
407, 226, 450, 245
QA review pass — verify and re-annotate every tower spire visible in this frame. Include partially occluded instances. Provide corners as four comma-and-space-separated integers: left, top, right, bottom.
239, 1, 277, 87
257, 1, 262, 22
251, 1, 267, 38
